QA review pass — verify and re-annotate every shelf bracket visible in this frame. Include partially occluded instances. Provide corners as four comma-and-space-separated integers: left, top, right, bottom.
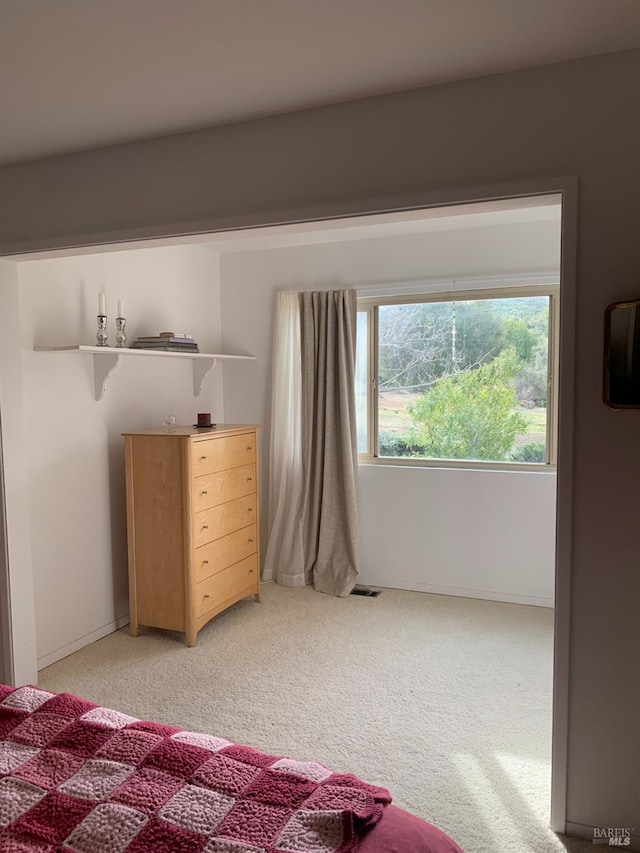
93, 352, 122, 401
193, 357, 217, 397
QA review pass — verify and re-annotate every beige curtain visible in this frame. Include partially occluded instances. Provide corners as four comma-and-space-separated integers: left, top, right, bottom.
299, 290, 359, 597
263, 292, 305, 586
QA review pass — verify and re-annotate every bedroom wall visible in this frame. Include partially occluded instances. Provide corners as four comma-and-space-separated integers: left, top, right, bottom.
0, 50, 638, 834
0, 434, 11, 685
0, 260, 38, 685
220, 218, 559, 606
15, 244, 224, 668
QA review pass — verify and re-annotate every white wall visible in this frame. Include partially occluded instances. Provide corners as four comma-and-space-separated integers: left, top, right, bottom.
0, 261, 38, 685
221, 217, 559, 606
16, 244, 223, 668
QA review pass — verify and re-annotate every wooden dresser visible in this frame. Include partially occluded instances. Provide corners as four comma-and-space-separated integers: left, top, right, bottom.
122, 424, 262, 646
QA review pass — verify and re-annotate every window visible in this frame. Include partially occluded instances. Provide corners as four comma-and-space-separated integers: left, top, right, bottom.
356, 286, 558, 466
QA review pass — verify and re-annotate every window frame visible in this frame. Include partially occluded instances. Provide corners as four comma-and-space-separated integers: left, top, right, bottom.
357, 283, 560, 471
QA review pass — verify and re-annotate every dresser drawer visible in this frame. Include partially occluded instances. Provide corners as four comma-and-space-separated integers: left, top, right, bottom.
193, 494, 257, 549
194, 524, 257, 582
192, 464, 256, 513
195, 554, 258, 617
191, 433, 256, 478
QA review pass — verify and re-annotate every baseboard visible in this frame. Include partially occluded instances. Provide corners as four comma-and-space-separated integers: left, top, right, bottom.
37, 614, 130, 671
357, 576, 554, 608
565, 820, 640, 851
35, 577, 552, 670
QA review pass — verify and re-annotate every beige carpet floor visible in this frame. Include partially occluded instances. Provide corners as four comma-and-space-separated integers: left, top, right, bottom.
39, 583, 593, 853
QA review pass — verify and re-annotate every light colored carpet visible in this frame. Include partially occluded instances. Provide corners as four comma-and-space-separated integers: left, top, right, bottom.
39, 583, 592, 853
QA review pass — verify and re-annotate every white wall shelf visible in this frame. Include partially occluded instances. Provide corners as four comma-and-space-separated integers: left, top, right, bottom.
34, 345, 255, 401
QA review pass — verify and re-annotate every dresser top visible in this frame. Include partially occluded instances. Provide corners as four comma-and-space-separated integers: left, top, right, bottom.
122, 423, 262, 438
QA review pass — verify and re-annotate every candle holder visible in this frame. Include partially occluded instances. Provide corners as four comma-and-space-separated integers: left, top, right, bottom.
115, 316, 127, 348
96, 315, 108, 347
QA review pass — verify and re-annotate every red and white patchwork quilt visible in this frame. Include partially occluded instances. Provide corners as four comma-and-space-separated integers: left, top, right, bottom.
0, 685, 391, 853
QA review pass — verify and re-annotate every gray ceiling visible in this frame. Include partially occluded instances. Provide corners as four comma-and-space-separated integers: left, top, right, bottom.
1, 0, 639, 165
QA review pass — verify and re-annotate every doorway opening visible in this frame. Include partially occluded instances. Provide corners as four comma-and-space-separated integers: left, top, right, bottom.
0, 185, 575, 838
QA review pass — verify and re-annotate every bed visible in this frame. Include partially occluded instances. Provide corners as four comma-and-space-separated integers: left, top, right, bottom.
0, 684, 463, 852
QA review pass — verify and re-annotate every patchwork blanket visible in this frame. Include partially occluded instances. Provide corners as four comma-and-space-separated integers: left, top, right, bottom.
0, 685, 391, 853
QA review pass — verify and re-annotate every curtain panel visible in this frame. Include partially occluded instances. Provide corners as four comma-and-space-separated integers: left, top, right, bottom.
263, 291, 305, 586
264, 289, 359, 597
299, 290, 359, 596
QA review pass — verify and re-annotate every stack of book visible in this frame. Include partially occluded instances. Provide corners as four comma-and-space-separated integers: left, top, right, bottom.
131, 332, 200, 353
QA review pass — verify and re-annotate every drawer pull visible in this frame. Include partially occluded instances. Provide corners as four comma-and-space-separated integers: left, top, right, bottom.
204, 594, 210, 600
201, 490, 208, 496
202, 560, 209, 566
200, 455, 207, 461
247, 477, 253, 482
248, 507, 253, 512
201, 525, 209, 530
249, 569, 254, 574
248, 538, 254, 543
247, 446, 252, 451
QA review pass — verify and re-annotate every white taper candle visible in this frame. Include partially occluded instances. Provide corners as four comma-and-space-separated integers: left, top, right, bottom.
117, 300, 124, 318
98, 292, 106, 315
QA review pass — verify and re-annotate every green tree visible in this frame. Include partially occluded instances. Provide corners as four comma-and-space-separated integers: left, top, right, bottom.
406, 347, 528, 460
509, 442, 546, 463
503, 317, 537, 362
454, 300, 505, 367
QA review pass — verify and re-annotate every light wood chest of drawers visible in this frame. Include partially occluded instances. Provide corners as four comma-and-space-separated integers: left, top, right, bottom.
122, 424, 262, 646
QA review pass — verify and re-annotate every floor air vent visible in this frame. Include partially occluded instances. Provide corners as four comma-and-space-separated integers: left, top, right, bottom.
350, 585, 382, 597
